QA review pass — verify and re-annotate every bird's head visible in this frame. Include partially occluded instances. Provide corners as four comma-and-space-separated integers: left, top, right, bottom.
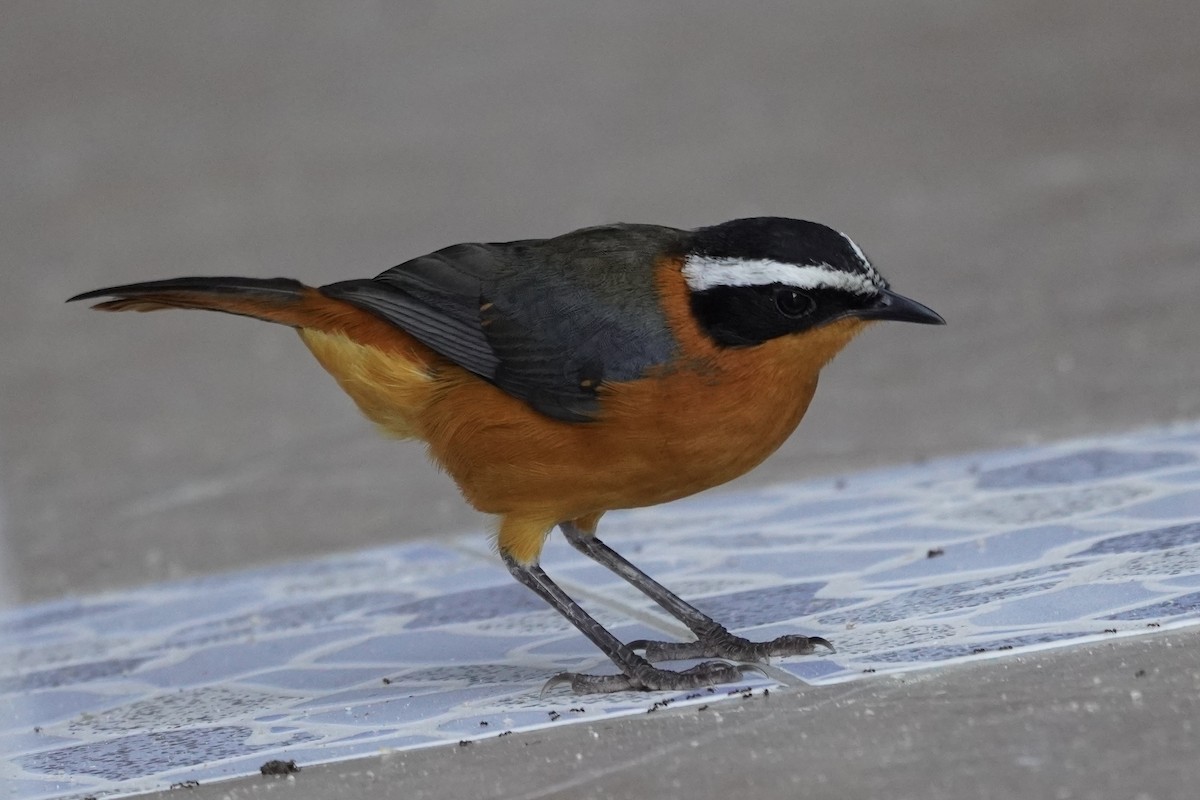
682, 217, 944, 349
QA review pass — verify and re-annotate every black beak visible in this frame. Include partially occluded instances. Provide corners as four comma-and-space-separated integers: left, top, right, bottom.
854, 289, 945, 325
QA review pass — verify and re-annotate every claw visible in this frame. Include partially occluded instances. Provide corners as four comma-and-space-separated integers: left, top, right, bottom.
539, 672, 576, 697
735, 662, 769, 680
809, 636, 836, 654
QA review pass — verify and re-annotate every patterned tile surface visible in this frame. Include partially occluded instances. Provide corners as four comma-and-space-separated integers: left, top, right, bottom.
3, 424, 1200, 798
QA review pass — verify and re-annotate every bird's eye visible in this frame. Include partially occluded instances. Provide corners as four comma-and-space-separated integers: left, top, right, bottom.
773, 287, 814, 318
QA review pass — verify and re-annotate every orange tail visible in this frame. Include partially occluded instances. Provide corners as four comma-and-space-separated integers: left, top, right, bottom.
68, 274, 447, 360
66, 276, 345, 329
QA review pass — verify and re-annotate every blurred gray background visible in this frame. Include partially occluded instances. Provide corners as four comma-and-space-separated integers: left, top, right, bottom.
3, 1, 1199, 604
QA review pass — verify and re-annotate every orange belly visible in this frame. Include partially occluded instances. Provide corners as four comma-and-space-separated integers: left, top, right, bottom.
420, 352, 820, 517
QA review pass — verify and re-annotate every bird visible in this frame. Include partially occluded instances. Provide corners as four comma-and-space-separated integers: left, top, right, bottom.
70, 216, 944, 693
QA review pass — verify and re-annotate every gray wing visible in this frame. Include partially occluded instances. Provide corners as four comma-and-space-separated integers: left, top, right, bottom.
319, 224, 683, 422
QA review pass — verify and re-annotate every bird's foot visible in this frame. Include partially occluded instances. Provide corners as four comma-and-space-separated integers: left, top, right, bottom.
542, 660, 764, 694
629, 630, 835, 663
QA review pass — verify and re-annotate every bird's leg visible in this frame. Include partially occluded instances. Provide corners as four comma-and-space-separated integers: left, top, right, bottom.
501, 553, 759, 693
559, 522, 834, 663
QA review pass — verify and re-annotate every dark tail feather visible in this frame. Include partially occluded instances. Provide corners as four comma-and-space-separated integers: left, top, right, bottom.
67, 276, 324, 327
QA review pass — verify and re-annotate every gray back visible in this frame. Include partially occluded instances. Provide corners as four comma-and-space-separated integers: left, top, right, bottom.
320, 223, 684, 421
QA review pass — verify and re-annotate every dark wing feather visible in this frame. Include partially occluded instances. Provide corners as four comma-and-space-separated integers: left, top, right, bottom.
322, 244, 500, 380
320, 225, 684, 422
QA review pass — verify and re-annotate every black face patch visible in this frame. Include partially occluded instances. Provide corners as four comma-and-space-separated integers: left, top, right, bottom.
690, 284, 875, 347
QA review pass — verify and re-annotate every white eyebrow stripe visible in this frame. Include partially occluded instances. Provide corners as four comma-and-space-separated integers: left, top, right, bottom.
682, 255, 880, 295
838, 231, 884, 286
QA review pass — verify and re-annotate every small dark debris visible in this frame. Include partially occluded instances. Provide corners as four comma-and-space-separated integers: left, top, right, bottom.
647, 699, 673, 713
706, 687, 716, 694
698, 705, 709, 711
458, 740, 472, 747
741, 690, 753, 699
382, 677, 392, 685
498, 731, 512, 737
684, 693, 702, 700
926, 547, 945, 559
762, 689, 770, 697
1103, 628, 1118, 634
33, 726, 42, 734
863, 668, 877, 673
547, 711, 561, 721
260, 759, 300, 776
1147, 622, 1161, 628
170, 780, 200, 789
972, 647, 988, 654
1135, 669, 1147, 678
479, 721, 489, 727
569, 707, 586, 713
999, 645, 1013, 651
